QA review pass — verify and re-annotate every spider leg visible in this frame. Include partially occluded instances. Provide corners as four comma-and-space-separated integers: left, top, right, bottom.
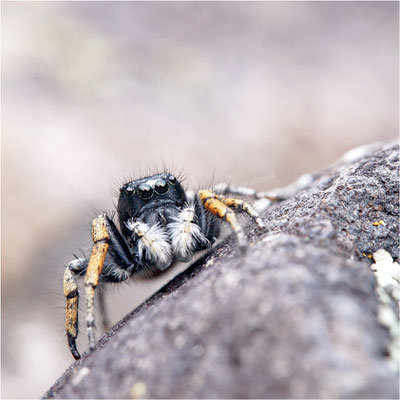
213, 182, 284, 201
193, 194, 220, 242
64, 254, 134, 359
198, 190, 247, 252
97, 286, 110, 332
63, 257, 87, 360
215, 195, 266, 231
84, 214, 111, 353
84, 213, 144, 355
63, 211, 147, 360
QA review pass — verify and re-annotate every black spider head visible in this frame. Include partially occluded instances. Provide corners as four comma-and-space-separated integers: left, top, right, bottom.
117, 172, 187, 237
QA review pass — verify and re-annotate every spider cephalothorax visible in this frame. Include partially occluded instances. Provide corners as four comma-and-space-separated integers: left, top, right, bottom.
116, 172, 217, 271
63, 172, 274, 359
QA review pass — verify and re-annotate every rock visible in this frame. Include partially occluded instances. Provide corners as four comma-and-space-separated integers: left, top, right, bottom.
44, 141, 399, 399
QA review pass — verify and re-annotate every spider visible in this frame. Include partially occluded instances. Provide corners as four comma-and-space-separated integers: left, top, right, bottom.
63, 172, 279, 359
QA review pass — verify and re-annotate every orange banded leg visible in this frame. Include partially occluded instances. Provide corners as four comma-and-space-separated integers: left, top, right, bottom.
199, 190, 247, 251
64, 266, 80, 359
84, 214, 110, 352
216, 196, 266, 231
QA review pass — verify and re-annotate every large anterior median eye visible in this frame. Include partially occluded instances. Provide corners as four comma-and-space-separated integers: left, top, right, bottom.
138, 183, 153, 199
154, 179, 169, 195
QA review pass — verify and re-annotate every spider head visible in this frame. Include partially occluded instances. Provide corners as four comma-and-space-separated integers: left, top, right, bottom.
117, 172, 186, 236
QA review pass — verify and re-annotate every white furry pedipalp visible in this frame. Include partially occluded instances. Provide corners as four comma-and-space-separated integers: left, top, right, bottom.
126, 220, 173, 271
168, 204, 209, 261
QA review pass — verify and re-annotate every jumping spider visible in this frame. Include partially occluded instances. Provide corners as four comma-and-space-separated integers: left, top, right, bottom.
64, 172, 278, 359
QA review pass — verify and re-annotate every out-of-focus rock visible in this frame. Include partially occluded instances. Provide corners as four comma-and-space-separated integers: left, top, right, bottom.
44, 141, 399, 399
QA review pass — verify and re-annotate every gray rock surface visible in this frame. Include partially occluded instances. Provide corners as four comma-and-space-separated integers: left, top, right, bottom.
44, 141, 399, 399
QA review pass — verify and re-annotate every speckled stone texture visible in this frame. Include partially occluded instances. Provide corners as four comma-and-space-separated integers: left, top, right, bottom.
44, 141, 399, 399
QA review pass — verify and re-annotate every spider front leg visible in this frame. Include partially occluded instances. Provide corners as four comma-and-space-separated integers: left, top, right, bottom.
97, 286, 110, 332
64, 257, 85, 360
84, 214, 110, 353
84, 213, 142, 353
64, 214, 139, 359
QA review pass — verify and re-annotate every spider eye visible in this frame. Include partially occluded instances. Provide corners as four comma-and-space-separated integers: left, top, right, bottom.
154, 179, 169, 195
138, 183, 153, 200
168, 175, 177, 185
125, 186, 135, 197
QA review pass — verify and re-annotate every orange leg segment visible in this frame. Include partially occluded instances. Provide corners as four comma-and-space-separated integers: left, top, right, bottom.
199, 190, 247, 251
216, 196, 266, 231
84, 214, 110, 352
64, 267, 80, 359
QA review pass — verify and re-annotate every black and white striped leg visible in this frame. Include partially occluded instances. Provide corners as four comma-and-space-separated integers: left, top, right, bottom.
212, 182, 284, 201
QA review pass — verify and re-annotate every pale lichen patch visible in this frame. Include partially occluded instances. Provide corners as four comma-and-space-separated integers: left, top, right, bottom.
71, 367, 90, 386
371, 249, 400, 371
129, 381, 148, 399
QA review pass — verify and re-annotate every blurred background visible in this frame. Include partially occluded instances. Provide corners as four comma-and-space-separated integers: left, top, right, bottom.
2, 2, 398, 398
